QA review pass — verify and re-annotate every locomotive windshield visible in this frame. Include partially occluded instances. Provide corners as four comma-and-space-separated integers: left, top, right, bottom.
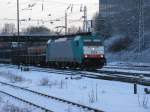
83, 39, 104, 55
83, 40, 102, 46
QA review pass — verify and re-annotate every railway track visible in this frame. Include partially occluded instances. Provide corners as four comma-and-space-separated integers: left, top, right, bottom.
103, 66, 150, 71
0, 81, 104, 112
81, 71, 150, 86
0, 90, 53, 112
1, 64, 150, 86
102, 66, 150, 76
30, 66, 150, 86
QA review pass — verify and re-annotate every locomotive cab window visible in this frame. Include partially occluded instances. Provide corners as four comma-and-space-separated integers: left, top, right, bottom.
83, 40, 102, 46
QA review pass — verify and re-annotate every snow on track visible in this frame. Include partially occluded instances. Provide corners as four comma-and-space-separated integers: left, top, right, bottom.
0, 64, 150, 112
101, 67, 150, 75
0, 82, 101, 112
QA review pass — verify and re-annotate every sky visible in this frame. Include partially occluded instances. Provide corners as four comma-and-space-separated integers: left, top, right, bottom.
0, 0, 99, 32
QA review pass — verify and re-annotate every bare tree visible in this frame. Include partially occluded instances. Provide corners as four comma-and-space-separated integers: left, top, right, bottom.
23, 26, 53, 35
1, 23, 16, 35
68, 26, 79, 34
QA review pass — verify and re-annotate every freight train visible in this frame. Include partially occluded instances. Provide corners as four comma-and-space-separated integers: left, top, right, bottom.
0, 34, 106, 70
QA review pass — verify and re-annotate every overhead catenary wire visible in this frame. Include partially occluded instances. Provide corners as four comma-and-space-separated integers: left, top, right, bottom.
0, 0, 98, 7
31, 0, 99, 6
0, 0, 98, 33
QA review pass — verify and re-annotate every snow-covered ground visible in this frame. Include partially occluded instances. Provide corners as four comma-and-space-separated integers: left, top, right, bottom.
0, 92, 37, 112
0, 65, 150, 112
106, 48, 150, 64
107, 61, 150, 67
104, 61, 150, 73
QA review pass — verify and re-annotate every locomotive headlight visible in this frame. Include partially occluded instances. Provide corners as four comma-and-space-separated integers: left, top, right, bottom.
92, 48, 95, 50
85, 55, 88, 58
100, 55, 104, 58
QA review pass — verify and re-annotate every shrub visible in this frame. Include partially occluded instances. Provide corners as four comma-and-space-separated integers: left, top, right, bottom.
39, 77, 49, 86
2, 103, 31, 112
10, 75, 24, 83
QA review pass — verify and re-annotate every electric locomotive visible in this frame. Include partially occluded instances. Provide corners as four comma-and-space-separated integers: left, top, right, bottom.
46, 35, 106, 69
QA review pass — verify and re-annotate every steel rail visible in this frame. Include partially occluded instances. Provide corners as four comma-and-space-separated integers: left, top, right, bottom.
0, 90, 53, 112
80, 71, 150, 86
103, 66, 150, 72
98, 68, 150, 77
30, 66, 150, 86
0, 81, 104, 112
1, 64, 150, 86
